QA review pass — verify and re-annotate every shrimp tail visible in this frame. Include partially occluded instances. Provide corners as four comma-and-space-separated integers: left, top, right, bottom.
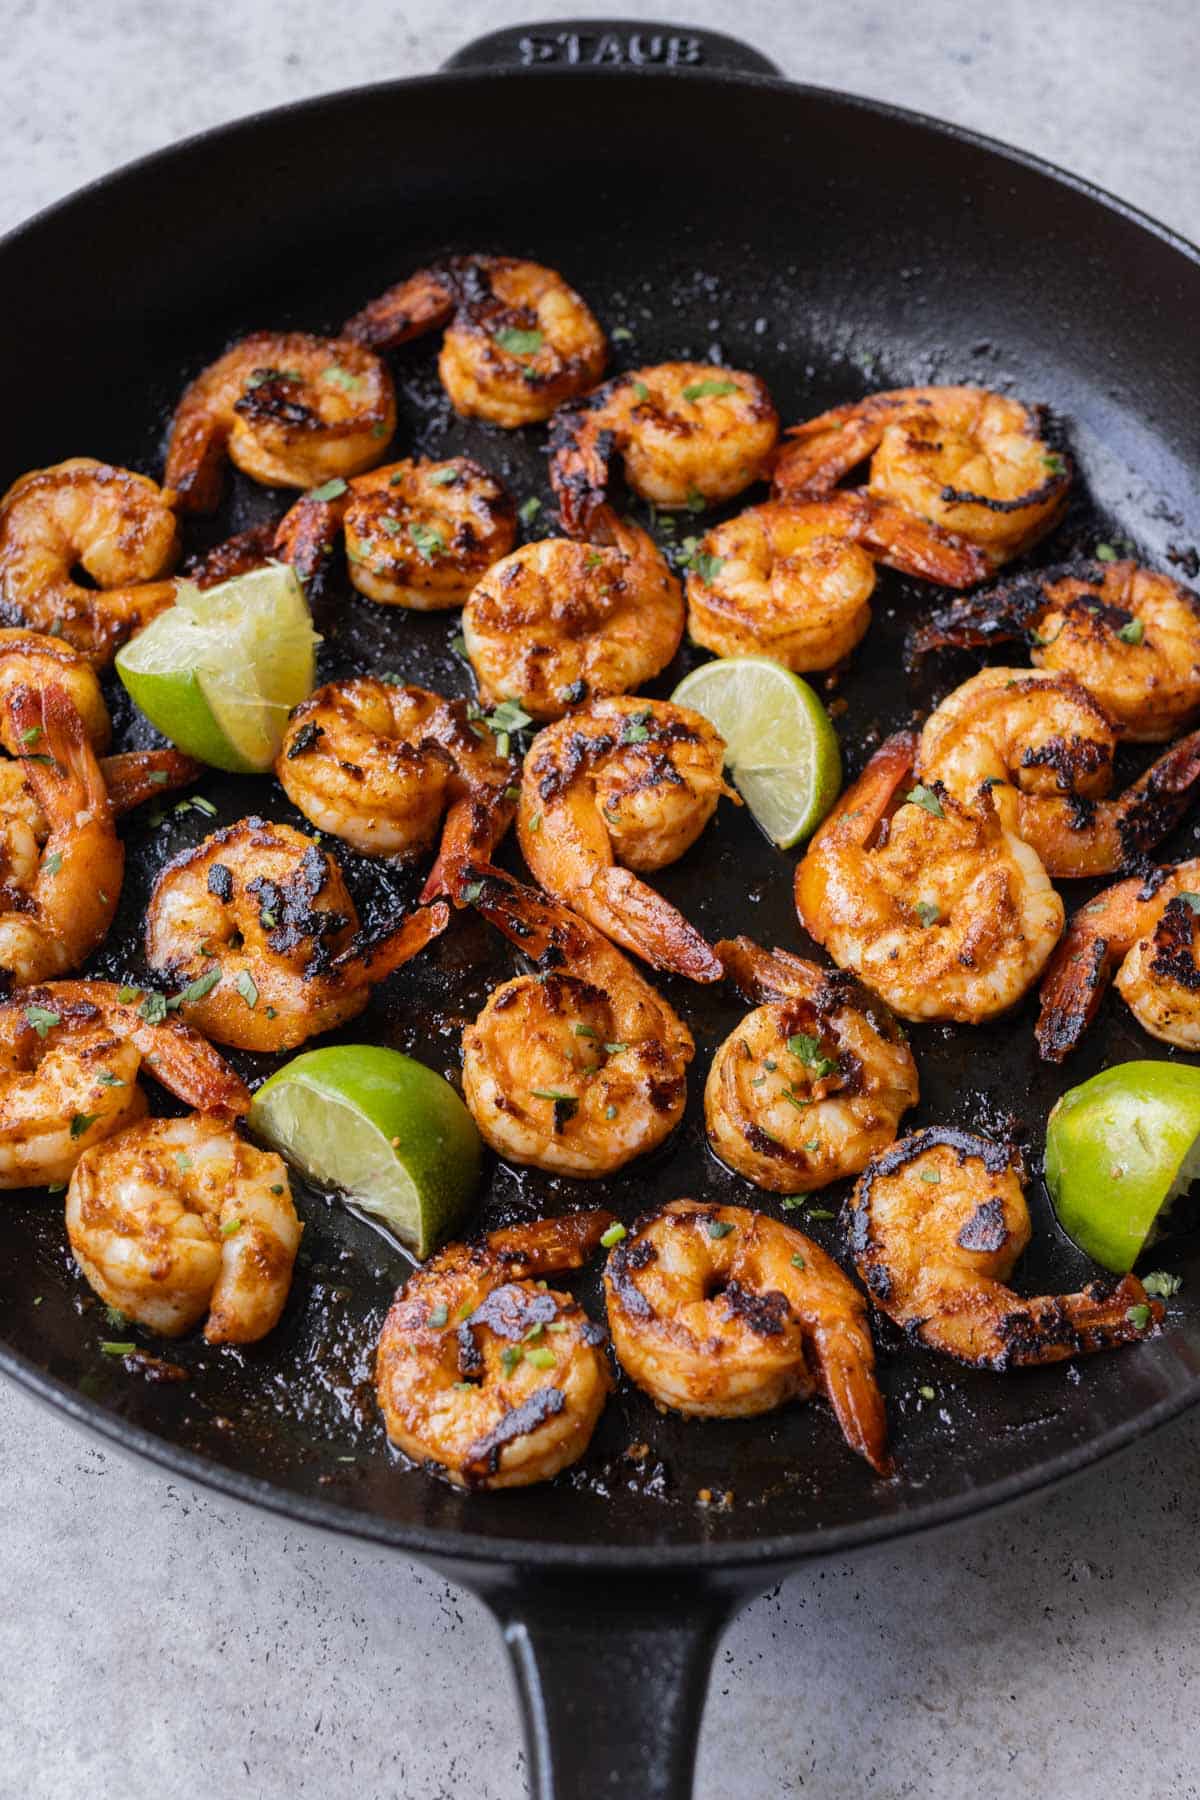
812, 1325, 893, 1476
923, 1275, 1163, 1367
487, 1208, 618, 1275
716, 935, 825, 1004
772, 397, 901, 499
100, 749, 202, 814
1035, 873, 1148, 1061
548, 399, 615, 537
182, 521, 278, 589
810, 729, 918, 850
420, 794, 517, 906
584, 866, 723, 983
454, 861, 586, 964
275, 493, 350, 582
1109, 727, 1200, 863
164, 409, 230, 516
8, 681, 109, 818
343, 266, 457, 351
331, 900, 450, 984
903, 569, 1052, 669
852, 494, 989, 589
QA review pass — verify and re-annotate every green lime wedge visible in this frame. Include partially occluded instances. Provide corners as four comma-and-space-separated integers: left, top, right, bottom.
116, 563, 318, 773
248, 1046, 482, 1259
671, 655, 842, 847
1045, 1060, 1200, 1272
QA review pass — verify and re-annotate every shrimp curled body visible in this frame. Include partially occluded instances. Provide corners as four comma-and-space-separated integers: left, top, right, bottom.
686, 494, 986, 671
517, 695, 731, 982
774, 386, 1069, 568
67, 1114, 300, 1344
551, 362, 779, 536
462, 510, 683, 721
459, 867, 693, 1178
796, 731, 1063, 1023
144, 817, 448, 1051
0, 460, 180, 665
849, 1127, 1161, 1366
165, 332, 396, 514
604, 1199, 890, 1474
705, 938, 918, 1193
346, 256, 607, 427
375, 1210, 614, 1489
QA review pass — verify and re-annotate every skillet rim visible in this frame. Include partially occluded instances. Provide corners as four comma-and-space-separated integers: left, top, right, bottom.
2, 60, 1200, 1572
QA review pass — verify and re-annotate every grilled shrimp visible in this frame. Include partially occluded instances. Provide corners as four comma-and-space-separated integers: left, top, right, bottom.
165, 332, 395, 513
774, 386, 1069, 568
0, 979, 248, 1188
459, 866, 693, 1178
345, 255, 607, 427
516, 695, 732, 982
0, 684, 125, 986
1036, 860, 1200, 1059
915, 667, 1200, 879
276, 679, 517, 890
908, 559, 1200, 743
604, 1199, 890, 1474
144, 817, 449, 1051
67, 1114, 300, 1344
849, 1127, 1161, 1366
0, 460, 180, 665
795, 731, 1063, 1023
0, 629, 111, 749
685, 494, 987, 670
274, 456, 517, 607
462, 508, 684, 721
705, 938, 918, 1193
551, 362, 778, 536
375, 1210, 613, 1489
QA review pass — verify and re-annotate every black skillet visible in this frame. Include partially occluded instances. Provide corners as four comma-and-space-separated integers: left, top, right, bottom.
3, 19, 1200, 1796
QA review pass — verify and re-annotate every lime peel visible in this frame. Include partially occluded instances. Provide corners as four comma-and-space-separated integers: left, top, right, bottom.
671, 655, 842, 847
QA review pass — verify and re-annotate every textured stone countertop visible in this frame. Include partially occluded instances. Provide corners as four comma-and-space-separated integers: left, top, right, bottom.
2, 3, 1199, 1796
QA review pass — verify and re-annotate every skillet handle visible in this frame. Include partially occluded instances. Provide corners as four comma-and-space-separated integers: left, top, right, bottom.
488, 1576, 743, 1798
442, 20, 780, 77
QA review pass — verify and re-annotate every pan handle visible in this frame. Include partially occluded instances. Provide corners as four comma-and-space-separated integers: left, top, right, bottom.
487, 1574, 748, 1798
441, 20, 780, 77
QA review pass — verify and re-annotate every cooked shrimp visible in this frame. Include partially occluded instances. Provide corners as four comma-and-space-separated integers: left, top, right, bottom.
345, 255, 607, 427
915, 667, 1200, 879
1036, 860, 1200, 1059
0, 629, 111, 749
0, 978, 248, 1188
850, 1127, 1161, 1366
795, 731, 1063, 1023
276, 679, 517, 888
604, 1199, 890, 1474
705, 938, 918, 1193
274, 455, 518, 607
165, 332, 395, 513
375, 1209, 613, 1489
0, 460, 180, 665
67, 1114, 300, 1344
462, 508, 684, 721
908, 559, 1200, 742
551, 362, 778, 535
0, 684, 124, 986
517, 695, 731, 982
144, 817, 449, 1051
686, 494, 987, 670
774, 386, 1070, 567
459, 866, 693, 1178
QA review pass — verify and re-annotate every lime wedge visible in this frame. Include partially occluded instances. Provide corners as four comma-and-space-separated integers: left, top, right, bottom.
671, 655, 842, 847
116, 563, 318, 773
1045, 1060, 1200, 1272
248, 1045, 482, 1259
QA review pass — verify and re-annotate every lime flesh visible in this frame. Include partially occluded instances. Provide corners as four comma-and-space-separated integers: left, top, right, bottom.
671, 655, 842, 847
248, 1046, 483, 1259
116, 563, 318, 773
1044, 1060, 1200, 1272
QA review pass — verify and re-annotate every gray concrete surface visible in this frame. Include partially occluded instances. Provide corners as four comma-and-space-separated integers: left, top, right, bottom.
3, 2, 1200, 1796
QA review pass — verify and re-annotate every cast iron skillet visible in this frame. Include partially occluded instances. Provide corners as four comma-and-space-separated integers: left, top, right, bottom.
3, 18, 1200, 1795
